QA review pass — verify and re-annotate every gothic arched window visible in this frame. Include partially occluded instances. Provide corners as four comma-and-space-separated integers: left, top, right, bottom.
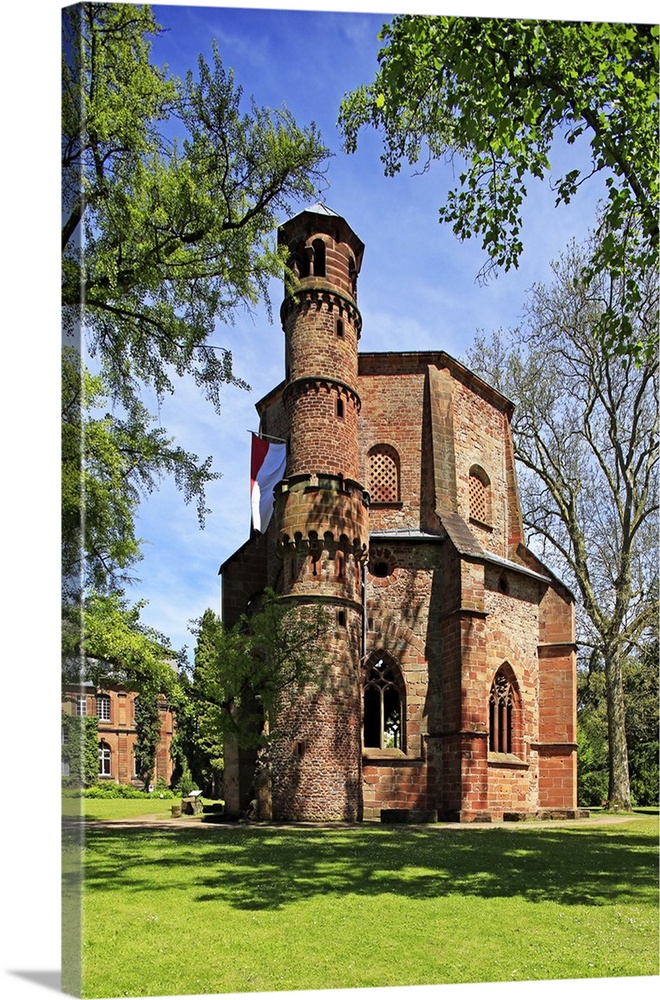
368, 445, 400, 504
489, 667, 518, 754
363, 654, 405, 750
469, 465, 491, 525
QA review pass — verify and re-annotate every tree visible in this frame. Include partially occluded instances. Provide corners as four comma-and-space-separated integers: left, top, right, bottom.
468, 234, 658, 810
62, 3, 328, 421
578, 635, 659, 807
62, 348, 216, 601
62, 590, 179, 695
339, 16, 659, 359
61, 4, 328, 702
170, 643, 225, 798
134, 682, 164, 791
187, 593, 330, 749
624, 634, 659, 805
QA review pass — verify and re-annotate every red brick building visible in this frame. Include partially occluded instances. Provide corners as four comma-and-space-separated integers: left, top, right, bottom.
62, 681, 175, 787
221, 204, 579, 823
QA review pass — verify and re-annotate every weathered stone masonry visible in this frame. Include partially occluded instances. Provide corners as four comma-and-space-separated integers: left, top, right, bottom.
221, 204, 579, 823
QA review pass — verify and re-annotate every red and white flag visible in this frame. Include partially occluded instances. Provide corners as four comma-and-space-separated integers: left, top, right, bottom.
250, 433, 286, 533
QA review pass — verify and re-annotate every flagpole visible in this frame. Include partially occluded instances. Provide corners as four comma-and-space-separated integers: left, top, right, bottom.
247, 430, 287, 443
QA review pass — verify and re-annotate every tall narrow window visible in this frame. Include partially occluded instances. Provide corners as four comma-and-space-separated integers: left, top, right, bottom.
96, 693, 111, 721
368, 445, 400, 504
299, 245, 311, 278
348, 256, 357, 296
489, 668, 517, 754
336, 317, 344, 338
312, 239, 326, 277
469, 466, 491, 525
336, 396, 344, 418
76, 694, 87, 717
98, 740, 112, 777
363, 654, 405, 750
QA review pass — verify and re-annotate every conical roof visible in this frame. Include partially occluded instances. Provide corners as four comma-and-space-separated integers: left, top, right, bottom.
304, 201, 341, 217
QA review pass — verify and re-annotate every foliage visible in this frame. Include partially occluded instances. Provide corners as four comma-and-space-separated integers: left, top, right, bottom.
61, 3, 328, 701
186, 591, 330, 749
134, 683, 164, 790
578, 638, 659, 807
62, 3, 328, 421
61, 713, 99, 787
624, 638, 659, 805
170, 676, 223, 798
62, 348, 216, 601
339, 16, 659, 359
468, 232, 658, 809
173, 766, 197, 798
80, 782, 174, 800
79, 816, 659, 997
63, 590, 179, 695
577, 664, 609, 806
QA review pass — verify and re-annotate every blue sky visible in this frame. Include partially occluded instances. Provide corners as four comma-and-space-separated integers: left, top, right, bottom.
131, 1, 628, 657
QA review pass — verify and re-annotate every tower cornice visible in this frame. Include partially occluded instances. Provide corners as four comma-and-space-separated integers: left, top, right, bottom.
283, 376, 362, 412
280, 285, 362, 338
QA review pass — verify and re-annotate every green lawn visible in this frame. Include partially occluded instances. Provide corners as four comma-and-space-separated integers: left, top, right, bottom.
69, 810, 659, 998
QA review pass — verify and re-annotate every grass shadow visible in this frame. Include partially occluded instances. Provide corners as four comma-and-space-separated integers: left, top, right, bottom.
76, 818, 659, 913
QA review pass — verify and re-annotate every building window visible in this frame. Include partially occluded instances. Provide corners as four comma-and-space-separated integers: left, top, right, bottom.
348, 256, 357, 296
469, 466, 491, 525
96, 693, 111, 721
98, 741, 112, 778
76, 695, 87, 717
368, 445, 400, 504
489, 668, 517, 754
363, 653, 405, 750
336, 396, 345, 418
312, 238, 326, 277
336, 317, 344, 338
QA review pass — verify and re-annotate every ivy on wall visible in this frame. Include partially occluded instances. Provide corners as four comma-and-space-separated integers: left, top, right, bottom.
62, 714, 99, 786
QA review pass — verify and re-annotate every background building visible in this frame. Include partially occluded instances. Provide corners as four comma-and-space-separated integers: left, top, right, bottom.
62, 680, 175, 787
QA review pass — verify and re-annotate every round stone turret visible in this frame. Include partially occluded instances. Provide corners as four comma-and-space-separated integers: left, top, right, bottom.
269, 205, 369, 821
279, 204, 364, 482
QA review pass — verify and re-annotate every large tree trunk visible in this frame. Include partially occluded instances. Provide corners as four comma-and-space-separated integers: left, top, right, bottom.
604, 643, 632, 809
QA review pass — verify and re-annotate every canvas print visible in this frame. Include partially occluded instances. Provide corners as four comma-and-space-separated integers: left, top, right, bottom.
60, 2, 658, 999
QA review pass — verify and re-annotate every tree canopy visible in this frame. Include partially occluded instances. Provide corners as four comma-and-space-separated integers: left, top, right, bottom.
187, 593, 330, 749
61, 4, 330, 696
62, 347, 216, 600
63, 3, 329, 417
468, 231, 658, 808
339, 16, 659, 359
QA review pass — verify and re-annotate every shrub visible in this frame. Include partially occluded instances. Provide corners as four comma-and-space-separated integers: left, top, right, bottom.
83, 783, 175, 799
174, 767, 196, 797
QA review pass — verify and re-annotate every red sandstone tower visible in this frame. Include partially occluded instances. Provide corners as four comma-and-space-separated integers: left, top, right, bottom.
221, 204, 579, 825
267, 204, 369, 820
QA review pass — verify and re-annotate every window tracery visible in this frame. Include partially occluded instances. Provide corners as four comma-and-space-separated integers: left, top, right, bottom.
489, 667, 518, 754
363, 654, 405, 751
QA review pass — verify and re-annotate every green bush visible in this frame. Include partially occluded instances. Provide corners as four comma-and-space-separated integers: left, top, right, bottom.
174, 767, 196, 797
83, 783, 175, 799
